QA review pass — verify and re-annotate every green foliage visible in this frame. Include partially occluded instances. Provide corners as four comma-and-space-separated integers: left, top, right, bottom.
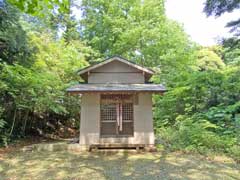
0, 31, 92, 145
154, 70, 225, 125
29, 32, 91, 83
195, 47, 225, 71
7, 0, 69, 17
154, 43, 240, 160
0, 106, 7, 146
0, 2, 32, 65
228, 145, 240, 161
221, 37, 240, 65
154, 63, 240, 160
157, 118, 236, 154
81, 0, 195, 72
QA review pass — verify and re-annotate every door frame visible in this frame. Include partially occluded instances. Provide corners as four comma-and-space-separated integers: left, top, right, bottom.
99, 93, 134, 138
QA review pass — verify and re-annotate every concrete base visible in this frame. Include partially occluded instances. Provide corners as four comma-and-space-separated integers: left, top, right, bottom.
22, 142, 156, 152
22, 142, 83, 152
88, 144, 156, 152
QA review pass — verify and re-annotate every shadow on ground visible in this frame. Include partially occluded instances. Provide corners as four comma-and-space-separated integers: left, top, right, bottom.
0, 150, 240, 180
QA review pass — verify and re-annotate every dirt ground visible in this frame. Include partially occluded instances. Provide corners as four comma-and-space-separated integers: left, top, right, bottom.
0, 146, 240, 180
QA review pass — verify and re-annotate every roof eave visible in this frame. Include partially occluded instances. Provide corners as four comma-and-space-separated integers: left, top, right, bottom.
67, 90, 166, 94
66, 87, 167, 93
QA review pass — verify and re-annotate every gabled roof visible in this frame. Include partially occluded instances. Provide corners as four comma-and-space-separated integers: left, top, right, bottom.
78, 56, 155, 76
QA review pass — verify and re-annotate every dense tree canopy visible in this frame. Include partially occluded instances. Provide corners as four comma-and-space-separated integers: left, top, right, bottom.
81, 0, 194, 67
195, 47, 225, 71
0, 2, 32, 65
221, 37, 240, 64
7, 0, 69, 17
0, 3, 93, 143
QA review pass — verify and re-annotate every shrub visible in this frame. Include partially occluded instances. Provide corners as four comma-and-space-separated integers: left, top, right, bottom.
156, 117, 238, 158
0, 106, 8, 146
228, 145, 240, 162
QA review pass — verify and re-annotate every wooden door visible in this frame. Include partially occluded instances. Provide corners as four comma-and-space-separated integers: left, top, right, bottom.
100, 94, 134, 137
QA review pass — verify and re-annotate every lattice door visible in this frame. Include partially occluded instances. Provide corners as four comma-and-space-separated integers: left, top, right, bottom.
100, 94, 134, 137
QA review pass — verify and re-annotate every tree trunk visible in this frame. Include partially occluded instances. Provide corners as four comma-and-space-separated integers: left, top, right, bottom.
22, 110, 29, 136
9, 108, 17, 136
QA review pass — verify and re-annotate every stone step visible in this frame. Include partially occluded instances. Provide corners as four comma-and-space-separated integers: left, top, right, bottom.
22, 142, 82, 152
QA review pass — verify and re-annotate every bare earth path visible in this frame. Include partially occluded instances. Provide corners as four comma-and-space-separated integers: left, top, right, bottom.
0, 150, 240, 180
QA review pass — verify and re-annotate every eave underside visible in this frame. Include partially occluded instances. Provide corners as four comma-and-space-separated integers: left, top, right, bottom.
67, 83, 166, 94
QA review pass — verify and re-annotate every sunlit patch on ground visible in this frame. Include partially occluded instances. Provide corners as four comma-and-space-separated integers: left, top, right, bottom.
0, 150, 239, 180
